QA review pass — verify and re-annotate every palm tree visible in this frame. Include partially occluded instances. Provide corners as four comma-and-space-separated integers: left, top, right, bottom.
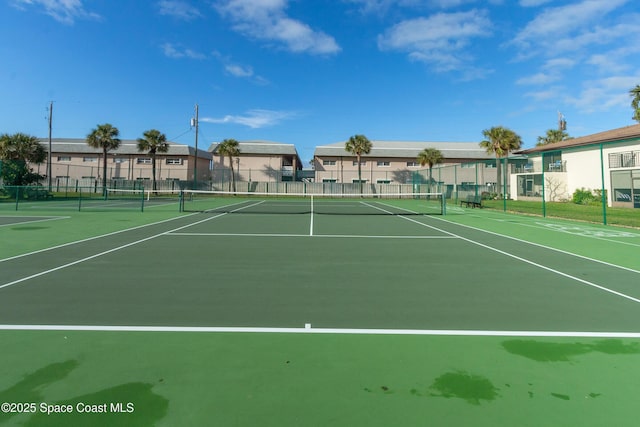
0, 133, 46, 185
345, 134, 372, 193
536, 129, 570, 146
630, 85, 640, 123
137, 129, 169, 192
479, 126, 522, 196
417, 147, 443, 192
86, 123, 121, 194
217, 139, 240, 192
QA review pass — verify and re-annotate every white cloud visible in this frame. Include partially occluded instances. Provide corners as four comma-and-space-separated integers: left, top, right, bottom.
511, 1, 640, 117
513, 0, 629, 54
212, 51, 270, 85
567, 76, 640, 113
345, 0, 502, 13
541, 58, 576, 71
516, 72, 559, 86
161, 43, 206, 59
377, 9, 492, 74
224, 63, 270, 85
214, 0, 341, 55
157, 0, 202, 20
523, 88, 561, 102
517, 58, 575, 86
201, 109, 297, 128
12, 0, 100, 24
225, 64, 253, 78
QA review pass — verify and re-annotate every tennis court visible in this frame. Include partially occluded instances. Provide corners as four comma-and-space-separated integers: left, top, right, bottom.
1, 194, 639, 426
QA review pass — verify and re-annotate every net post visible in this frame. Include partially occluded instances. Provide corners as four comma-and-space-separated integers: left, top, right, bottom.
140, 188, 145, 212
179, 190, 184, 212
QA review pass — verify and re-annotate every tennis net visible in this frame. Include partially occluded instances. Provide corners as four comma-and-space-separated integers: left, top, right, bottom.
96, 188, 182, 210
180, 190, 445, 215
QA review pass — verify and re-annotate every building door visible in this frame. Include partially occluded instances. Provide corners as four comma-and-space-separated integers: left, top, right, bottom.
525, 178, 534, 196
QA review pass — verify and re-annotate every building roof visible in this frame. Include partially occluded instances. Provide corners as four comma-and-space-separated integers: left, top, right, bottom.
39, 138, 212, 158
314, 140, 493, 160
208, 140, 300, 157
517, 124, 640, 155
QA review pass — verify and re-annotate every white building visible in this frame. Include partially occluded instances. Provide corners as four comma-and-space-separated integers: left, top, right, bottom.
514, 124, 640, 208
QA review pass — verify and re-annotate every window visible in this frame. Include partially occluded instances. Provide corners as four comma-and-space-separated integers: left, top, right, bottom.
83, 157, 98, 162
460, 182, 476, 190
166, 158, 183, 165
136, 177, 150, 181
461, 163, 476, 168
611, 170, 633, 203
322, 179, 337, 183
406, 161, 419, 167
352, 161, 366, 166
57, 156, 71, 161
323, 160, 336, 166
113, 158, 128, 163
137, 158, 152, 164
609, 151, 639, 168
81, 176, 96, 179
377, 179, 391, 184
352, 179, 367, 183
377, 161, 390, 167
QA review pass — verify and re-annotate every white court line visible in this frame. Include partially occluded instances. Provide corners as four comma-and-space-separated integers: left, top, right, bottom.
367, 201, 640, 304
169, 232, 308, 238
420, 218, 640, 303
0, 200, 271, 289
0, 214, 196, 263
166, 232, 456, 239
0, 216, 69, 227
0, 324, 639, 338
0, 198, 257, 264
0, 213, 229, 290
476, 212, 640, 248
430, 215, 640, 275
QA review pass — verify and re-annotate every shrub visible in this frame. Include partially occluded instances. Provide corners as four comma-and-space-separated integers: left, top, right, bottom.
572, 188, 599, 205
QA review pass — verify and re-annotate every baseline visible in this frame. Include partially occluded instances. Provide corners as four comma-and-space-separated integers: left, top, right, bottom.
1, 324, 639, 338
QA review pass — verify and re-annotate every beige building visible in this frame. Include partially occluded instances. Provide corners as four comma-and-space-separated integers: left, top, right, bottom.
35, 138, 212, 189
314, 140, 496, 186
209, 140, 302, 187
514, 124, 640, 208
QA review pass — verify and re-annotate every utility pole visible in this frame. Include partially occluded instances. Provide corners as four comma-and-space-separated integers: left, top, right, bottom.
558, 111, 566, 131
192, 104, 199, 189
47, 101, 53, 191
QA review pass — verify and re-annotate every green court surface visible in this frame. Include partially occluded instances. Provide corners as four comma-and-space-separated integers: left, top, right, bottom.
1, 199, 639, 426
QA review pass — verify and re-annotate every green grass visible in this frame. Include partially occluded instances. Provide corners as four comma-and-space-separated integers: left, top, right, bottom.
480, 199, 640, 228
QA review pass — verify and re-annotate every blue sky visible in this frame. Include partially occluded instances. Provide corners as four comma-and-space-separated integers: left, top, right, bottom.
1, 0, 639, 163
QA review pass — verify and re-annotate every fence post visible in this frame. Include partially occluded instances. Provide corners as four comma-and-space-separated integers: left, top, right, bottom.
541, 152, 546, 218
600, 144, 607, 225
